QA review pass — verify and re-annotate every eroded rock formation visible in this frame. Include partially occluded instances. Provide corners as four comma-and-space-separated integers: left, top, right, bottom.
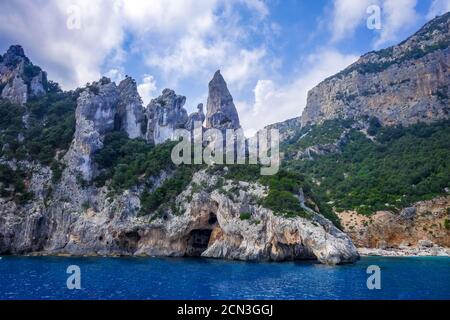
117, 76, 146, 139
64, 77, 120, 181
0, 45, 47, 105
146, 89, 189, 145
206, 70, 241, 130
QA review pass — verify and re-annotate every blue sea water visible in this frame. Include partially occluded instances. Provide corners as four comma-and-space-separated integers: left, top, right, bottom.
0, 256, 449, 300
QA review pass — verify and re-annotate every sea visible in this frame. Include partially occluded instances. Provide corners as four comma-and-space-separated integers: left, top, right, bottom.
0, 256, 449, 300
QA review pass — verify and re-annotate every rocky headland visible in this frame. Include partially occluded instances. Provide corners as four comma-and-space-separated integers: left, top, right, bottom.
1, 13, 450, 263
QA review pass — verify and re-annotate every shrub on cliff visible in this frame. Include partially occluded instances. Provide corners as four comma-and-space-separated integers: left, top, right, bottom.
285, 120, 450, 215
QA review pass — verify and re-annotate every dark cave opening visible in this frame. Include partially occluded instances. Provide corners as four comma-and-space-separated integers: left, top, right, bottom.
208, 212, 217, 225
186, 229, 213, 257
113, 113, 122, 131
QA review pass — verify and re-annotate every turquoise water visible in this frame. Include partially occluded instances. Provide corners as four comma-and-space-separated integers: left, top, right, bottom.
0, 256, 449, 300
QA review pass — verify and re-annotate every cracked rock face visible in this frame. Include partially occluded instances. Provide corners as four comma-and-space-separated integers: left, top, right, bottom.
0, 45, 47, 105
206, 70, 241, 130
117, 76, 146, 139
65, 77, 119, 181
146, 89, 189, 145
301, 12, 450, 127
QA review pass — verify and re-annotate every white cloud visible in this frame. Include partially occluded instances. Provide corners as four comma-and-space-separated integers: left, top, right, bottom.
427, 0, 450, 19
331, 0, 373, 42
237, 49, 358, 134
137, 74, 158, 106
105, 68, 125, 84
330, 0, 420, 47
0, 0, 269, 91
222, 48, 267, 90
0, 0, 127, 89
240, 0, 269, 18
374, 0, 420, 47
144, 0, 270, 90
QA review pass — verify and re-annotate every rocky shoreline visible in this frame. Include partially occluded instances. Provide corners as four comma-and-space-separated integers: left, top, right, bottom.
17, 246, 450, 259
358, 246, 450, 257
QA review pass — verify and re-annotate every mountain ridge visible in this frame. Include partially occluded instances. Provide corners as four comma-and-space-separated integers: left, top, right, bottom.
300, 11, 450, 127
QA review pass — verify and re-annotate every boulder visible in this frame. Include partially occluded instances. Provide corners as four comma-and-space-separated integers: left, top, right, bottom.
400, 207, 417, 220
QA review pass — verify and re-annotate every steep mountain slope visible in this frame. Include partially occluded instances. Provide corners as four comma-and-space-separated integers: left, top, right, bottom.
301, 12, 450, 126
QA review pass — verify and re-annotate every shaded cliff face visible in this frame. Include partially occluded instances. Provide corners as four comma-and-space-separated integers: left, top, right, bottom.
301, 12, 450, 127
0, 45, 47, 105
206, 70, 241, 130
146, 89, 189, 145
185, 103, 205, 131
338, 196, 450, 250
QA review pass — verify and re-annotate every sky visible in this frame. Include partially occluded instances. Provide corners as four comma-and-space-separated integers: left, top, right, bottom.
0, 0, 449, 135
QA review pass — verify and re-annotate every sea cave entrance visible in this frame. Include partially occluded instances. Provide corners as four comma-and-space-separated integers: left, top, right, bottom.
185, 212, 217, 257
186, 229, 213, 257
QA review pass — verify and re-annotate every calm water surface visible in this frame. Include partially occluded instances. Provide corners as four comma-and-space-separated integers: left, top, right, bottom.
0, 256, 449, 300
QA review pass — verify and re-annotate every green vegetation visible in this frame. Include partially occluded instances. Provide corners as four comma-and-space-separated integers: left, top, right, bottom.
285, 120, 450, 216
23, 92, 77, 165
209, 164, 338, 224
281, 119, 352, 154
0, 91, 76, 202
444, 219, 450, 230
262, 190, 308, 218
139, 165, 198, 216
0, 164, 33, 204
0, 100, 25, 159
0, 92, 76, 164
239, 212, 252, 220
93, 132, 178, 190
93, 134, 204, 217
23, 64, 42, 80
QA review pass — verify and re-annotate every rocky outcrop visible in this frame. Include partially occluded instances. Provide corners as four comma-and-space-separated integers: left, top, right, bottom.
64, 77, 119, 181
301, 12, 450, 127
0, 168, 358, 265
117, 76, 146, 139
0, 45, 47, 105
338, 196, 450, 252
264, 117, 301, 142
206, 70, 241, 130
138, 172, 358, 264
146, 89, 189, 145
144, 71, 241, 145
185, 103, 205, 130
